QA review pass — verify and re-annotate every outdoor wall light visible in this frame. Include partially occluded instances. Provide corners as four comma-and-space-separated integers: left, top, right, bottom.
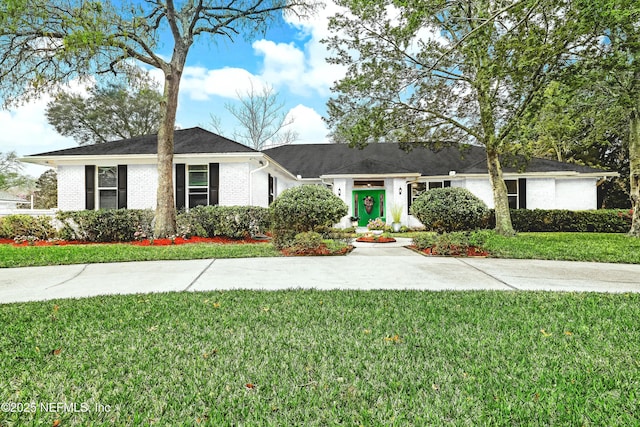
338, 188, 341, 196
399, 187, 402, 195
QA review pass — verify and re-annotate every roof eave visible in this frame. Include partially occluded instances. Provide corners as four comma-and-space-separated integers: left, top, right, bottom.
20, 152, 260, 167
320, 173, 422, 179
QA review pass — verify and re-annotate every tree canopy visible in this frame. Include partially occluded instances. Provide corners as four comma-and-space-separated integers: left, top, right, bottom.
0, 151, 31, 191
324, 0, 600, 235
46, 72, 162, 145
1, 0, 317, 237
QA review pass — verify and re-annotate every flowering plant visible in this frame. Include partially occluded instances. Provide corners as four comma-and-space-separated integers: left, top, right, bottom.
367, 217, 386, 230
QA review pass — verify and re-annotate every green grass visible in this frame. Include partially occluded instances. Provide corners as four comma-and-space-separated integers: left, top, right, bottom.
1, 290, 639, 425
483, 232, 640, 264
0, 243, 280, 268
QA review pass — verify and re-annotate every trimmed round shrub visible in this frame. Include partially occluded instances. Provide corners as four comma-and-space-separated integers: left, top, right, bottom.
270, 185, 348, 248
410, 187, 489, 233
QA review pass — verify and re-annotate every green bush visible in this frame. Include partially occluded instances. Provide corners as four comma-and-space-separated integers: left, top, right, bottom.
292, 231, 324, 252
0, 215, 56, 240
410, 187, 490, 232
412, 233, 437, 250
434, 232, 470, 255
270, 185, 348, 248
488, 209, 632, 233
177, 206, 270, 239
56, 209, 154, 242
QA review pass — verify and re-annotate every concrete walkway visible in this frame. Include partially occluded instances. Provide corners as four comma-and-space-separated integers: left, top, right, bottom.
1, 241, 640, 304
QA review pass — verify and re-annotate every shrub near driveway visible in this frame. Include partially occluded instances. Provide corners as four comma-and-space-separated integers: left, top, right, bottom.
410, 187, 489, 233
270, 185, 348, 249
1, 291, 638, 425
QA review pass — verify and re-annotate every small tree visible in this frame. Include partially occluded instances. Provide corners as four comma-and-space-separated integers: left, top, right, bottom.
410, 187, 489, 233
210, 82, 298, 150
270, 185, 347, 248
34, 169, 57, 209
0, 151, 31, 191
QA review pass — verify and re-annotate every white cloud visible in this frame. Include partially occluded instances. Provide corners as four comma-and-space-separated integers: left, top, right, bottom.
252, 2, 348, 97
0, 96, 76, 176
286, 104, 329, 144
180, 66, 267, 101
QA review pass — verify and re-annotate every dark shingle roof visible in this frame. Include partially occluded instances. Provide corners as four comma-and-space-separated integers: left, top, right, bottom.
30, 127, 609, 177
264, 143, 607, 178
31, 127, 256, 156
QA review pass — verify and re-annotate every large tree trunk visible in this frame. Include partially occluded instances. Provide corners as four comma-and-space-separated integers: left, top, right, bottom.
487, 149, 516, 236
629, 107, 640, 237
153, 66, 182, 238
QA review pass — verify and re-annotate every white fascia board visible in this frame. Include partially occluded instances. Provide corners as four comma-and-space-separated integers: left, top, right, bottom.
319, 173, 422, 180
431, 171, 619, 180
258, 154, 300, 181
20, 154, 158, 167
20, 152, 261, 167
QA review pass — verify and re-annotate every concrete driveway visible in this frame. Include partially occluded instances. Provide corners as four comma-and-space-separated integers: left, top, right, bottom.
1, 240, 639, 304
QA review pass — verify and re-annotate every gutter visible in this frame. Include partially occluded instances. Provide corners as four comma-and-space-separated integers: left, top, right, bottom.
249, 158, 270, 205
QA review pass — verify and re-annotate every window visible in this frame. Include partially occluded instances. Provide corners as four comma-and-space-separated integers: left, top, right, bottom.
97, 166, 117, 209
428, 181, 443, 190
506, 179, 518, 209
354, 180, 385, 188
268, 174, 277, 205
410, 182, 427, 204
188, 165, 209, 208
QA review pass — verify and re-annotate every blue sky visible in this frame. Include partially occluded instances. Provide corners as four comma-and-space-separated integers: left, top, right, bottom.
0, 2, 347, 177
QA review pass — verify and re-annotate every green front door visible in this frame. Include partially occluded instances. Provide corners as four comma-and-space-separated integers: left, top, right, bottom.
353, 189, 386, 227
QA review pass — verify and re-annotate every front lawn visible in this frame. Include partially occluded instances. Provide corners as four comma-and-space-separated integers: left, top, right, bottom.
482, 232, 640, 264
0, 242, 280, 268
1, 290, 638, 425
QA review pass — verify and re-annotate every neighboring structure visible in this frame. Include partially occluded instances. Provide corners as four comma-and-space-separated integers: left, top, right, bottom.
0, 191, 27, 216
22, 127, 617, 228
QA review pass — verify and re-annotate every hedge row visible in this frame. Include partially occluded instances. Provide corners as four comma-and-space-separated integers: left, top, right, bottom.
1, 206, 270, 242
0, 214, 57, 240
177, 205, 270, 239
489, 209, 633, 233
57, 209, 155, 242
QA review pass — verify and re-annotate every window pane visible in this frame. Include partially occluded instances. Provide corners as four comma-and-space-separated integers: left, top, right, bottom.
411, 183, 426, 200
98, 167, 117, 187
189, 165, 208, 187
189, 194, 208, 208
505, 179, 518, 194
508, 195, 518, 209
99, 190, 117, 210
428, 182, 443, 189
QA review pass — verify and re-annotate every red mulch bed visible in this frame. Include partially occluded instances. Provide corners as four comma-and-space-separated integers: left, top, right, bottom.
355, 236, 397, 243
1, 236, 268, 247
410, 245, 489, 257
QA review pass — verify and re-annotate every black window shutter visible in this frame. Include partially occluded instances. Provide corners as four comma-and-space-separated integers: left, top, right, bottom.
117, 165, 127, 209
518, 178, 527, 209
407, 184, 412, 209
209, 163, 219, 205
175, 164, 186, 210
444, 180, 451, 187
85, 165, 95, 210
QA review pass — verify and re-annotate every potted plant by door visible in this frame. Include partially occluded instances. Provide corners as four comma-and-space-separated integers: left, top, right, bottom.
367, 218, 386, 235
390, 204, 403, 232
350, 216, 359, 228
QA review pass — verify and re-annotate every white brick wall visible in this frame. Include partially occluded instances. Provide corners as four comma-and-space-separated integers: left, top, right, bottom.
555, 178, 597, 210
527, 178, 556, 209
57, 165, 85, 211
220, 163, 250, 206
127, 164, 157, 209
462, 178, 495, 208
